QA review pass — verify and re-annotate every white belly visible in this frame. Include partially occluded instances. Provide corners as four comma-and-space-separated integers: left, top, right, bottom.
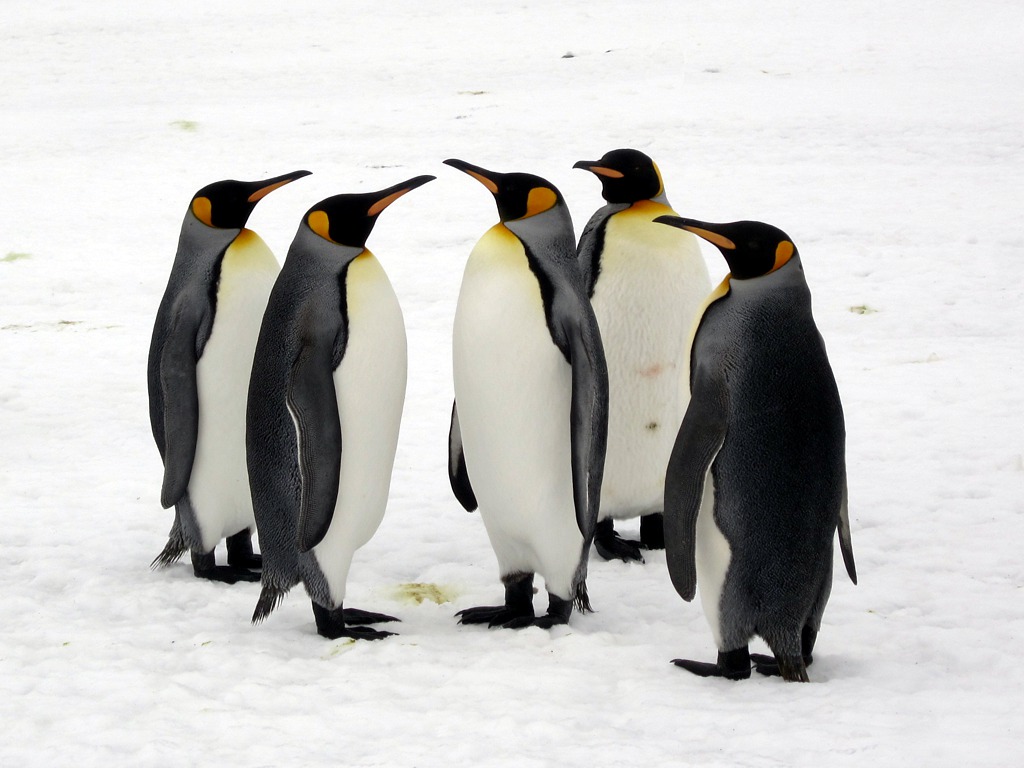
591, 202, 711, 518
312, 252, 408, 606
190, 230, 278, 551
452, 225, 582, 598
695, 476, 731, 649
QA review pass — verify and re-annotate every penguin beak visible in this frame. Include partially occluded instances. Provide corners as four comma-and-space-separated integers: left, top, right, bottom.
367, 175, 436, 216
443, 159, 501, 194
655, 215, 736, 250
573, 161, 624, 179
246, 169, 313, 203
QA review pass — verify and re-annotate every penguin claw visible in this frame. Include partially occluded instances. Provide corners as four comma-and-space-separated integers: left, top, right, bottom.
455, 605, 535, 627
312, 603, 397, 640
672, 658, 751, 681
672, 648, 752, 681
594, 522, 644, 563
322, 625, 397, 641
342, 608, 401, 625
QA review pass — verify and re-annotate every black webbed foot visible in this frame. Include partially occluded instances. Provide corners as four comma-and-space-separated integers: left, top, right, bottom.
672, 647, 751, 681
226, 530, 262, 570
456, 572, 536, 627
594, 519, 644, 563
456, 604, 535, 627
500, 592, 572, 629
342, 608, 401, 625
191, 551, 260, 583
313, 602, 397, 640
639, 512, 665, 550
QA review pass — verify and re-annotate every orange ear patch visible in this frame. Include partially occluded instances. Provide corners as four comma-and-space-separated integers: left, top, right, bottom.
773, 240, 795, 271
308, 210, 332, 241
523, 187, 557, 218
192, 196, 213, 226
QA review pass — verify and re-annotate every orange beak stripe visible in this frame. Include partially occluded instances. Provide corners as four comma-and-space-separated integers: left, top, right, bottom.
682, 226, 736, 251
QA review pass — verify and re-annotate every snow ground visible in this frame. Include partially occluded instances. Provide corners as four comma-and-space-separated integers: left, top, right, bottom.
1, 0, 1022, 765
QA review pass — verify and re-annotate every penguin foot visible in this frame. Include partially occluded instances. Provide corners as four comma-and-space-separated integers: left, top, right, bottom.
594, 519, 644, 563
226, 531, 262, 570
751, 653, 813, 681
191, 551, 260, 584
455, 604, 535, 627
639, 512, 665, 550
313, 602, 397, 641
343, 608, 400, 625
457, 572, 536, 627
499, 592, 572, 629
672, 647, 751, 681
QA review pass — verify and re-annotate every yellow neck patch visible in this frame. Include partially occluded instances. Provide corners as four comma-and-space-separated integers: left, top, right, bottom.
192, 196, 213, 226
772, 240, 795, 272
523, 187, 557, 218
652, 161, 665, 197
308, 210, 332, 241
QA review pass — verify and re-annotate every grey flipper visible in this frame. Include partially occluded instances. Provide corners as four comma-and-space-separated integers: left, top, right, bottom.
663, 364, 728, 602
837, 478, 858, 584
287, 337, 342, 554
575, 204, 626, 297
562, 312, 609, 546
448, 400, 478, 511
158, 299, 204, 508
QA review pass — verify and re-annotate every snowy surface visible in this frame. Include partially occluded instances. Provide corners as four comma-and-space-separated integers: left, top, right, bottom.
2, 0, 1022, 765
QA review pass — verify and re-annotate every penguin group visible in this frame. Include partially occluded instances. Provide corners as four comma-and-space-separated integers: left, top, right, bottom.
147, 150, 857, 682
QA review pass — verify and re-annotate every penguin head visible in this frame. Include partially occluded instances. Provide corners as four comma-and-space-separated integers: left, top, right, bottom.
655, 216, 797, 280
190, 170, 311, 229
303, 175, 435, 248
573, 148, 664, 204
443, 159, 565, 223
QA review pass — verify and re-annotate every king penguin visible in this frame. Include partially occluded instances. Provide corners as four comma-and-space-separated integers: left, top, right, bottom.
148, 169, 311, 582
246, 174, 434, 640
574, 149, 711, 563
445, 159, 609, 629
655, 215, 857, 682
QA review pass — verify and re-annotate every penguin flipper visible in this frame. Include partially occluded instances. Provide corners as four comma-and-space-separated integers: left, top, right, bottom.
838, 478, 858, 584
287, 340, 342, 554
575, 205, 623, 297
565, 316, 609, 543
157, 305, 201, 509
448, 400, 478, 511
664, 366, 727, 602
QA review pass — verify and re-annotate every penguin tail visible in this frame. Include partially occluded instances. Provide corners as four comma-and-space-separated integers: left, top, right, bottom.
150, 535, 186, 570
252, 584, 288, 625
774, 655, 810, 683
572, 580, 593, 614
